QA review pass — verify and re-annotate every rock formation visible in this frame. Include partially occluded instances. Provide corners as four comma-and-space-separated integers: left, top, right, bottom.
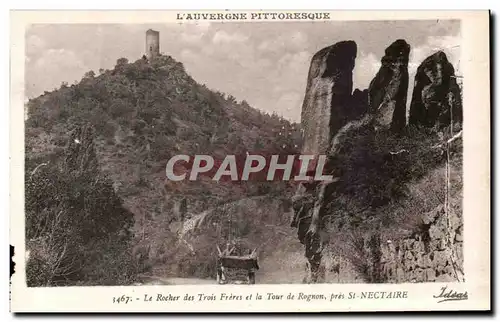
409, 51, 463, 128
368, 39, 410, 133
292, 41, 358, 283
291, 38, 464, 284
291, 181, 328, 282
300, 41, 357, 155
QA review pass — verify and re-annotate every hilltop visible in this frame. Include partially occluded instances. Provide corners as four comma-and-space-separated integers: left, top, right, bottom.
25, 54, 302, 285
26, 54, 301, 213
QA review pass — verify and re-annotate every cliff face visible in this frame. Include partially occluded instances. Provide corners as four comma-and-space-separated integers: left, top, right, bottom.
358, 203, 464, 283
291, 40, 464, 284
378, 204, 464, 283
292, 40, 368, 283
300, 41, 357, 155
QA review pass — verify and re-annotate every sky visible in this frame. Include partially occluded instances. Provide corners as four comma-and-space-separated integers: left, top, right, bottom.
25, 20, 461, 122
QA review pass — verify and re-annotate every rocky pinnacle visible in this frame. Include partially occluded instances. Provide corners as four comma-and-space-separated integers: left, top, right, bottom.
368, 39, 410, 133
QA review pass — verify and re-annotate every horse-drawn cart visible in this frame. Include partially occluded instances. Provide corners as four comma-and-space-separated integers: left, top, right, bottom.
216, 245, 259, 284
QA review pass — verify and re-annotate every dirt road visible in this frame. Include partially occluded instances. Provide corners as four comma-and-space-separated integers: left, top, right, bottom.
138, 274, 217, 285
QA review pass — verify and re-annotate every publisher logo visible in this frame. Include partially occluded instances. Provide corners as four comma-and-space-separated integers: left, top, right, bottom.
433, 286, 468, 303
165, 153, 333, 183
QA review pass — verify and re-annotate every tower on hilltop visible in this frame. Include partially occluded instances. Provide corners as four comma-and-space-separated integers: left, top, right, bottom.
146, 29, 160, 60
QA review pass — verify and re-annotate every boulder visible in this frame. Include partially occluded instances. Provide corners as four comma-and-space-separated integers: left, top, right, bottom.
368, 39, 410, 133
409, 51, 463, 128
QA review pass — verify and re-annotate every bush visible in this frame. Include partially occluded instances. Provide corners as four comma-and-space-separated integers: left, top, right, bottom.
323, 120, 463, 282
25, 125, 141, 286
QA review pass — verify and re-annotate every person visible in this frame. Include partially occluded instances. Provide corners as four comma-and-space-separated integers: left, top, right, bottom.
232, 239, 244, 256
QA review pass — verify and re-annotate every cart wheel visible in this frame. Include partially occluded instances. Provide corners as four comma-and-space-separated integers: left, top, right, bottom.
248, 271, 255, 284
216, 267, 223, 284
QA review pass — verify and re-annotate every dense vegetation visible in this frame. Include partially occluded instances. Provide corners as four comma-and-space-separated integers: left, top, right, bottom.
323, 120, 463, 281
25, 54, 301, 285
25, 125, 139, 286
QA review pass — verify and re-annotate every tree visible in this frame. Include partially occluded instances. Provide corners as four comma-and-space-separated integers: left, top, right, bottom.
83, 70, 96, 79
25, 124, 137, 286
115, 58, 129, 69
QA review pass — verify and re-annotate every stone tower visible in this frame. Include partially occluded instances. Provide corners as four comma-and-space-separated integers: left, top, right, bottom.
145, 29, 160, 60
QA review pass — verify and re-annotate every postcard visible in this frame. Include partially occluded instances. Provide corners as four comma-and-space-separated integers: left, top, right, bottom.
10, 9, 490, 312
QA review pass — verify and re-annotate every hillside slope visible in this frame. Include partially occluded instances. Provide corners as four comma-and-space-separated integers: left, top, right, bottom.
26, 54, 301, 215
25, 54, 302, 284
